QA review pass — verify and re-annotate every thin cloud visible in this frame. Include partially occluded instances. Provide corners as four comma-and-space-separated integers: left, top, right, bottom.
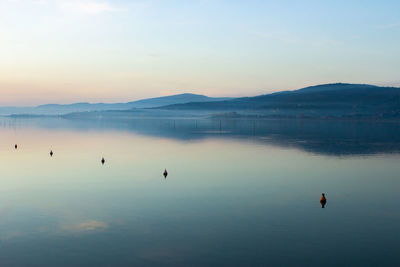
249, 30, 343, 47
374, 23, 400, 30
60, 0, 121, 14
5, 0, 121, 14
34, 0, 48, 4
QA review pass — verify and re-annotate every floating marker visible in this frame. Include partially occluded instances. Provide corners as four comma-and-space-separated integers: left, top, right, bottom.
320, 193, 327, 208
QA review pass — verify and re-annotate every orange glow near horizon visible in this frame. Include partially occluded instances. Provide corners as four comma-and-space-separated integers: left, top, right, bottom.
0, 0, 399, 106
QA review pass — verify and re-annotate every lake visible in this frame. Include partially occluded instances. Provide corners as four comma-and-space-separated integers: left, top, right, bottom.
0, 117, 399, 266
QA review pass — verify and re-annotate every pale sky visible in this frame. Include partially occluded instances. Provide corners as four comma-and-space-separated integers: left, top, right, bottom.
0, 0, 399, 105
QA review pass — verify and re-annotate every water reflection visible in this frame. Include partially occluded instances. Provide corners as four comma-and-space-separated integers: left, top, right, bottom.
0, 119, 399, 266
3, 116, 400, 156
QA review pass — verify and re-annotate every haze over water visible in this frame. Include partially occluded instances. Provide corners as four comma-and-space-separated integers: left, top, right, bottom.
0, 117, 399, 266
1, 0, 400, 265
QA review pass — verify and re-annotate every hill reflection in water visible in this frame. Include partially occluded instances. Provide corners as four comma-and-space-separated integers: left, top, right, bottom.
3, 117, 400, 156
0, 116, 400, 266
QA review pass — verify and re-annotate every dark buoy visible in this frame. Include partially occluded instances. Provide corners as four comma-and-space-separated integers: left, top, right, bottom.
50, 150, 53, 157
163, 169, 168, 178
320, 193, 327, 208
101, 157, 105, 165
14, 144, 17, 149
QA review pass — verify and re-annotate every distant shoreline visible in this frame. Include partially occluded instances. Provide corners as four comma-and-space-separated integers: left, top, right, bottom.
3, 111, 400, 123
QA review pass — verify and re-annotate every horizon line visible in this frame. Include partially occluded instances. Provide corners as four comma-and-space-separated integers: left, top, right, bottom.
0, 82, 398, 107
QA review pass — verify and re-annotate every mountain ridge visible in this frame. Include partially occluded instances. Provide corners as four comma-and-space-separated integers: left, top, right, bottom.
0, 93, 232, 115
155, 83, 400, 119
3, 83, 400, 119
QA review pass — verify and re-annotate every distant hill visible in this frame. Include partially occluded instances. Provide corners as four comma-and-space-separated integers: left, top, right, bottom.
158, 83, 400, 119
3, 83, 400, 119
127, 93, 231, 108
0, 93, 231, 115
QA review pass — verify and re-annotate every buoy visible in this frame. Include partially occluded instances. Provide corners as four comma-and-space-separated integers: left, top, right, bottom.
163, 169, 168, 178
101, 157, 105, 165
320, 193, 327, 208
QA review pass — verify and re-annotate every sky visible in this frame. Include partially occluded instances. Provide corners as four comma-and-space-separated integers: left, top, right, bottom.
0, 0, 399, 105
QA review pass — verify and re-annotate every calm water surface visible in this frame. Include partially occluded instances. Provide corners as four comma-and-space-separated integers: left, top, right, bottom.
0, 117, 399, 266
